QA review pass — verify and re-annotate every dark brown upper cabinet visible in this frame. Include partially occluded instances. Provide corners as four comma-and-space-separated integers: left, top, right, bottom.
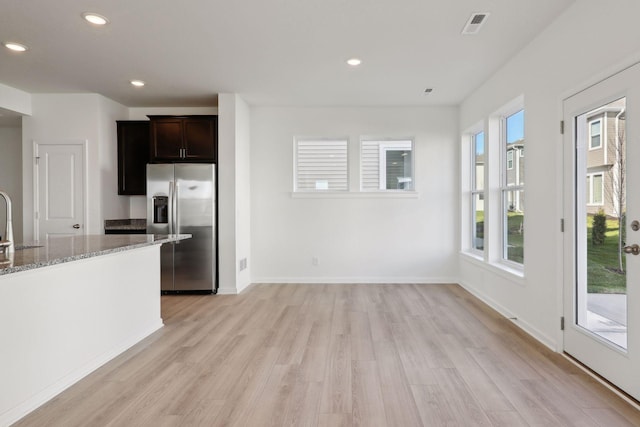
117, 120, 150, 195
149, 115, 217, 163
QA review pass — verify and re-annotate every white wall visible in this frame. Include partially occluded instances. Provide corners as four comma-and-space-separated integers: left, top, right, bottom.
458, 0, 640, 349
217, 94, 251, 294
99, 97, 132, 222
235, 98, 251, 292
250, 106, 459, 283
0, 83, 31, 116
22, 94, 129, 239
0, 123, 23, 243
128, 107, 218, 120
126, 106, 218, 218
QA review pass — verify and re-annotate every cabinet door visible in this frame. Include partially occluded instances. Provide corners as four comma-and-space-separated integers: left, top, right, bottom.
183, 117, 216, 162
151, 119, 183, 161
117, 121, 150, 195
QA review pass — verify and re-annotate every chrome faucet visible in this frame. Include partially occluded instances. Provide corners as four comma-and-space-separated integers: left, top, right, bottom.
0, 191, 15, 254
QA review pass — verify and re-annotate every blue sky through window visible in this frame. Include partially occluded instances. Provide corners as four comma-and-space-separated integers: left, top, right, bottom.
475, 131, 484, 155
506, 109, 524, 144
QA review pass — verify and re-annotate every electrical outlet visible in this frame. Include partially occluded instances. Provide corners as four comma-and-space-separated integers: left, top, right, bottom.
239, 257, 248, 271
312, 256, 319, 266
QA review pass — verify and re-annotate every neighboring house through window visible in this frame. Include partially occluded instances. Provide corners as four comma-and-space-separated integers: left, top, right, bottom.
589, 118, 602, 149
361, 139, 414, 191
584, 100, 626, 216
587, 173, 604, 206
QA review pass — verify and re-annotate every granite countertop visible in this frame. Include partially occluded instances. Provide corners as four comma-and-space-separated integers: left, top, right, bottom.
0, 234, 190, 276
104, 218, 147, 231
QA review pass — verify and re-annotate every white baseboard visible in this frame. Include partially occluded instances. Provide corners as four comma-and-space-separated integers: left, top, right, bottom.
2, 320, 163, 427
457, 279, 557, 351
251, 276, 457, 284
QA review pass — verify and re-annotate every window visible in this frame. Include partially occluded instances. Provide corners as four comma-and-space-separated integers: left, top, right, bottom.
471, 131, 485, 251
587, 173, 604, 205
506, 150, 514, 170
361, 139, 414, 191
502, 109, 525, 265
294, 138, 348, 191
589, 119, 602, 149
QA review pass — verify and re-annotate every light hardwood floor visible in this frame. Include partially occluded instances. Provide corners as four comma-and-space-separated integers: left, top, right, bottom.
14, 284, 640, 426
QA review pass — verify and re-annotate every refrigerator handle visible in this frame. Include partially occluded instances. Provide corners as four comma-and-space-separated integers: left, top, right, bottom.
175, 181, 180, 235
168, 181, 174, 235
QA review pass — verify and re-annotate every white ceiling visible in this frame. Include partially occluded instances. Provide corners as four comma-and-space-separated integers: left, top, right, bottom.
0, 0, 575, 108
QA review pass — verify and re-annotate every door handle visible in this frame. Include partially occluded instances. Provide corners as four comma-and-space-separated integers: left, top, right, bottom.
72, 224, 80, 229
623, 244, 640, 255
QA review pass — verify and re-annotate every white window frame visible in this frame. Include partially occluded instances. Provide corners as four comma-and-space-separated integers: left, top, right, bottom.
501, 107, 525, 268
360, 138, 414, 192
587, 172, 604, 206
471, 131, 485, 254
293, 137, 349, 192
589, 118, 602, 150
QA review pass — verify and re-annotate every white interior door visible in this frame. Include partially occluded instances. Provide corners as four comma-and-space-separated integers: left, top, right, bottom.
563, 63, 640, 400
35, 142, 86, 241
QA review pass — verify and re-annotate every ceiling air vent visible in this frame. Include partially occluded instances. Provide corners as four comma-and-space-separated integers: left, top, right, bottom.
462, 12, 489, 35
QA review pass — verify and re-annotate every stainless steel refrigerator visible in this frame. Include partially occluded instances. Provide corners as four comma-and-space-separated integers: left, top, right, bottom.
146, 164, 217, 294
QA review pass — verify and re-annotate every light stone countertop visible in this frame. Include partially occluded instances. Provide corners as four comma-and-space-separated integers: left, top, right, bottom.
0, 234, 190, 276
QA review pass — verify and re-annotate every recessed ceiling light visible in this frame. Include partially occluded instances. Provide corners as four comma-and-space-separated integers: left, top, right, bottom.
347, 58, 362, 66
3, 42, 28, 52
130, 80, 145, 87
82, 12, 109, 26
424, 88, 434, 94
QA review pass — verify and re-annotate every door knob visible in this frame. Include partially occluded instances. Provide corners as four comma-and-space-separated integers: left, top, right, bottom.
72, 224, 81, 229
623, 244, 640, 255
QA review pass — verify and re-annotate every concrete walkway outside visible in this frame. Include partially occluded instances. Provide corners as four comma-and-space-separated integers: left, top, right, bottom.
586, 293, 627, 348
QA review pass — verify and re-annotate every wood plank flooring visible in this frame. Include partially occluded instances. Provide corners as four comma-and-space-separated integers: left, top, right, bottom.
14, 284, 640, 426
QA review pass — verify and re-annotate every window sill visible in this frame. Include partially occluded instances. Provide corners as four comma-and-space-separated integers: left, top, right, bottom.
460, 252, 525, 286
291, 191, 419, 199
460, 250, 484, 263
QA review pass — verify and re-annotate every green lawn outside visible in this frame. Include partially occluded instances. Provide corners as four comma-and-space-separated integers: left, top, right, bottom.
473, 211, 523, 263
587, 216, 626, 294
474, 212, 625, 293
506, 212, 523, 264
475, 210, 484, 250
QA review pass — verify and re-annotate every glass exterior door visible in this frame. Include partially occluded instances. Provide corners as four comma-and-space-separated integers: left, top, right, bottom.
563, 63, 640, 401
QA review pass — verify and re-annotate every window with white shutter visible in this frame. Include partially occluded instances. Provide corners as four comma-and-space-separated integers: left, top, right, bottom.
294, 138, 348, 191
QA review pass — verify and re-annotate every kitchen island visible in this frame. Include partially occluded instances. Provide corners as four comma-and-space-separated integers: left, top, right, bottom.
0, 234, 189, 426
